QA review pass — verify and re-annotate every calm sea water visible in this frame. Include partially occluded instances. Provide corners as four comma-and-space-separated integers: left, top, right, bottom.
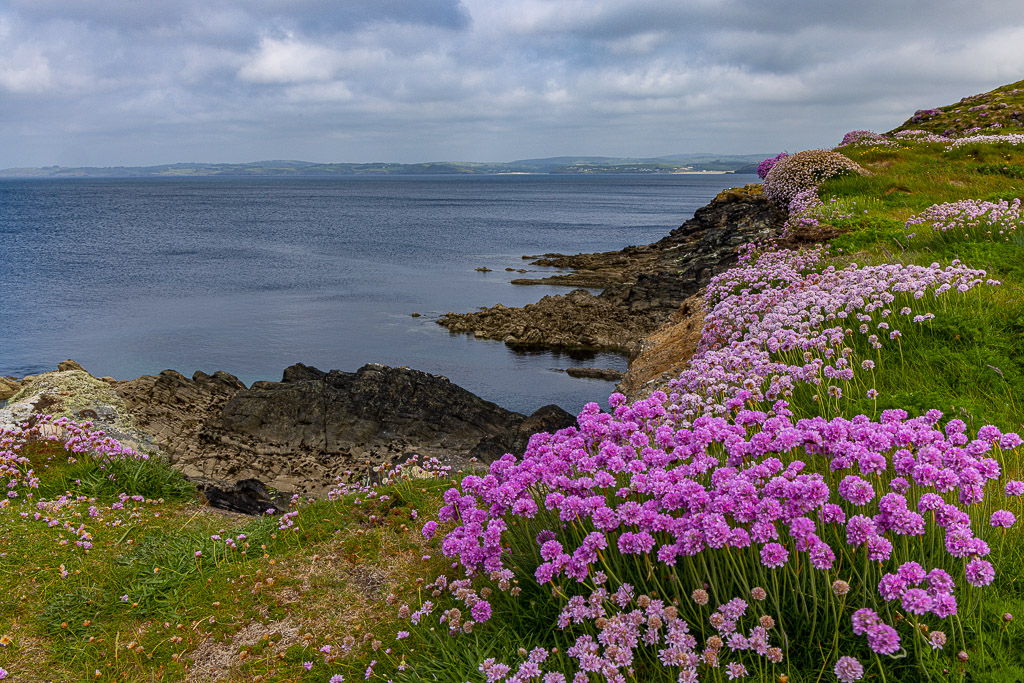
0, 174, 754, 414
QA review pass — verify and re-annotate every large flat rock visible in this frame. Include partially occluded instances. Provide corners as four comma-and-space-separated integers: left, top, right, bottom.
116, 362, 575, 495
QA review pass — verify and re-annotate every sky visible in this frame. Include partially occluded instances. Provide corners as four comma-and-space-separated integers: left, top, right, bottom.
1, 0, 1022, 168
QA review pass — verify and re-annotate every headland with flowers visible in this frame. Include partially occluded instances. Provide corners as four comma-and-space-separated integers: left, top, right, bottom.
2, 79, 1024, 683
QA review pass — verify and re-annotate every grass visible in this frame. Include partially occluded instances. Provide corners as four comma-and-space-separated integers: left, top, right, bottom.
796, 134, 1024, 437
889, 79, 1024, 138
0, 441, 453, 681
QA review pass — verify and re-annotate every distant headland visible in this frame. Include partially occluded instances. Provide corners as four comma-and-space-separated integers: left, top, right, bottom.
0, 153, 766, 178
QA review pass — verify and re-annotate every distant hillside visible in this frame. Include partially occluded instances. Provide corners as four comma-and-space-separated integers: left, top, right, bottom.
890, 78, 1024, 136
0, 154, 767, 178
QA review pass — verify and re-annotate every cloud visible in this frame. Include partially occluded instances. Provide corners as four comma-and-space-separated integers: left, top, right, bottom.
238, 35, 341, 83
0, 0, 1022, 166
0, 36, 53, 93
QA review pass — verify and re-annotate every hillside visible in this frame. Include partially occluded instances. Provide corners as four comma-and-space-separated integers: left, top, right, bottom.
891, 79, 1024, 137
2, 81, 1024, 683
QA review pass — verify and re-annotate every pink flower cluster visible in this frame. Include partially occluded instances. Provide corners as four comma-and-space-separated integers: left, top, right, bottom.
434, 394, 1018, 586
905, 198, 1021, 242
851, 608, 901, 655
946, 133, 1024, 149
762, 150, 865, 207
669, 245, 992, 420
840, 130, 886, 146
877, 561, 958, 618
1, 415, 148, 499
418, 234, 1021, 674
756, 153, 789, 180
837, 129, 951, 147
469, 588, 780, 683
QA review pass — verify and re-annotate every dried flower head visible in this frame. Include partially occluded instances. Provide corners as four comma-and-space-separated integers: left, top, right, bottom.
692, 589, 709, 606
834, 656, 864, 683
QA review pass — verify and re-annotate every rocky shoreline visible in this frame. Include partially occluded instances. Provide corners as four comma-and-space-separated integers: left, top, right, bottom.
1, 361, 575, 500
437, 184, 785, 355
2, 182, 788, 510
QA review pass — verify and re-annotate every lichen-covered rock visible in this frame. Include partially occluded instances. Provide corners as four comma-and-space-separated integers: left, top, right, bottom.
0, 364, 153, 451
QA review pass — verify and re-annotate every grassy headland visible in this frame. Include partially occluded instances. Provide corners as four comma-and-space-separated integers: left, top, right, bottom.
3, 81, 1024, 682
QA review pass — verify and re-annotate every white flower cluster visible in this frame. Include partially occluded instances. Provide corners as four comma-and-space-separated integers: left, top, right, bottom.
945, 134, 1024, 149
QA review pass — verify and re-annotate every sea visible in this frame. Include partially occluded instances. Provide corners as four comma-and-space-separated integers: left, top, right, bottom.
0, 173, 755, 415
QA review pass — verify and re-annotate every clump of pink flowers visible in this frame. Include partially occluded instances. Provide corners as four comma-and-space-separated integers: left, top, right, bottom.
1, 415, 149, 500
762, 149, 866, 206
408, 232, 1022, 680
905, 198, 1021, 243
757, 153, 789, 180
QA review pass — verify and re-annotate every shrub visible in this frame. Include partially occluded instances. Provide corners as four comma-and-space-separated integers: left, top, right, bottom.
763, 149, 865, 207
839, 130, 884, 147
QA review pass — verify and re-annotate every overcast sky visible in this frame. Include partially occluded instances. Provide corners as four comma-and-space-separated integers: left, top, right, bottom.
1, 0, 1022, 167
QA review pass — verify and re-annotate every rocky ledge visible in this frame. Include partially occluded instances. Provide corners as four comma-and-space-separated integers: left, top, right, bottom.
3, 361, 576, 500
437, 184, 785, 354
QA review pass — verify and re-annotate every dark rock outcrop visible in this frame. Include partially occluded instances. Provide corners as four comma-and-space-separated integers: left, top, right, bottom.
438, 184, 785, 354
199, 478, 293, 516
116, 362, 576, 496
471, 403, 576, 462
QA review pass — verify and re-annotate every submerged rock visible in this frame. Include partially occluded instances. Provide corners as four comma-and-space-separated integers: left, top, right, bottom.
562, 367, 625, 381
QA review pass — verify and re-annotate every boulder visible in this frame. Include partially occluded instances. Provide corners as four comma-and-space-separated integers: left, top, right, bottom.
0, 364, 153, 451
199, 478, 292, 516
0, 376, 21, 401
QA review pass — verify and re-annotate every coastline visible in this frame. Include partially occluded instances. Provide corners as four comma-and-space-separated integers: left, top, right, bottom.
437, 183, 786, 359
2, 181, 788, 502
